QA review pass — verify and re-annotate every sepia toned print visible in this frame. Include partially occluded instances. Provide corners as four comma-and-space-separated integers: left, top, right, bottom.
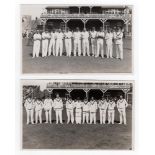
22, 80, 133, 149
22, 5, 132, 73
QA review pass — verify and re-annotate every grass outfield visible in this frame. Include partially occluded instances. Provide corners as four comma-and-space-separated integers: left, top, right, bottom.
22, 106, 132, 149
22, 38, 132, 73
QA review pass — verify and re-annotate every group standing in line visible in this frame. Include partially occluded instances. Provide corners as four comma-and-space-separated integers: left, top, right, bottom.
32, 26, 124, 60
24, 94, 128, 125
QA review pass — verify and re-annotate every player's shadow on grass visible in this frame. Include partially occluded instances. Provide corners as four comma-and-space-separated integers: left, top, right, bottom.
41, 119, 120, 124
96, 120, 120, 124
29, 53, 43, 57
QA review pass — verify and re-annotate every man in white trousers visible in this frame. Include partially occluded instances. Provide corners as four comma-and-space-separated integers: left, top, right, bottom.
82, 98, 90, 124
89, 97, 98, 124
42, 30, 50, 57
107, 97, 116, 124
32, 30, 41, 58
53, 93, 63, 124
43, 95, 53, 124
96, 27, 105, 58
74, 97, 83, 124
117, 95, 128, 125
55, 29, 64, 56
48, 29, 56, 56
66, 97, 75, 124
73, 27, 81, 56
34, 98, 43, 124
64, 27, 72, 57
90, 27, 97, 56
98, 97, 109, 124
113, 27, 123, 60
81, 28, 90, 56
24, 96, 35, 124
105, 28, 113, 58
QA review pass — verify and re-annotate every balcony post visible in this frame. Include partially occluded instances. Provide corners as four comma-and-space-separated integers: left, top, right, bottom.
100, 19, 107, 30
90, 6, 92, 14
66, 89, 73, 97
62, 19, 69, 31
83, 89, 89, 99
79, 7, 81, 14
81, 19, 88, 29
122, 88, 130, 101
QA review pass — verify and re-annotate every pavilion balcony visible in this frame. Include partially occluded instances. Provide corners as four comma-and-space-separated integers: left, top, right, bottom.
40, 13, 131, 20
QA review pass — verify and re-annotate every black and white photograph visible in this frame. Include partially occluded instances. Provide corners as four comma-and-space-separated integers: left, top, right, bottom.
21, 5, 132, 73
22, 80, 133, 149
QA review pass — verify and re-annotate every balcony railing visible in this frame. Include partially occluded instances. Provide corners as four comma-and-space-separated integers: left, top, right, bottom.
46, 82, 132, 89
40, 13, 131, 20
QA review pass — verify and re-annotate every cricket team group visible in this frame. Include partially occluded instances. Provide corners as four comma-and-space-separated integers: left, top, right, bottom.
24, 93, 128, 125
32, 26, 124, 59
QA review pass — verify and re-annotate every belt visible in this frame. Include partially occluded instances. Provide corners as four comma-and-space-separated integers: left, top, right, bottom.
83, 111, 89, 113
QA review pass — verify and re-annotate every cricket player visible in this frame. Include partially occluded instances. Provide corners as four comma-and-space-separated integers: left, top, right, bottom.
42, 30, 50, 57
90, 27, 97, 56
98, 97, 109, 124
113, 27, 123, 60
64, 27, 72, 57
81, 28, 90, 56
24, 96, 35, 124
66, 97, 75, 124
105, 28, 113, 58
107, 97, 116, 124
48, 29, 56, 56
53, 93, 63, 124
34, 98, 43, 124
43, 96, 53, 124
32, 30, 41, 58
74, 97, 83, 124
73, 27, 81, 56
89, 97, 98, 124
55, 29, 64, 56
96, 27, 105, 58
117, 95, 128, 124
82, 98, 90, 124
